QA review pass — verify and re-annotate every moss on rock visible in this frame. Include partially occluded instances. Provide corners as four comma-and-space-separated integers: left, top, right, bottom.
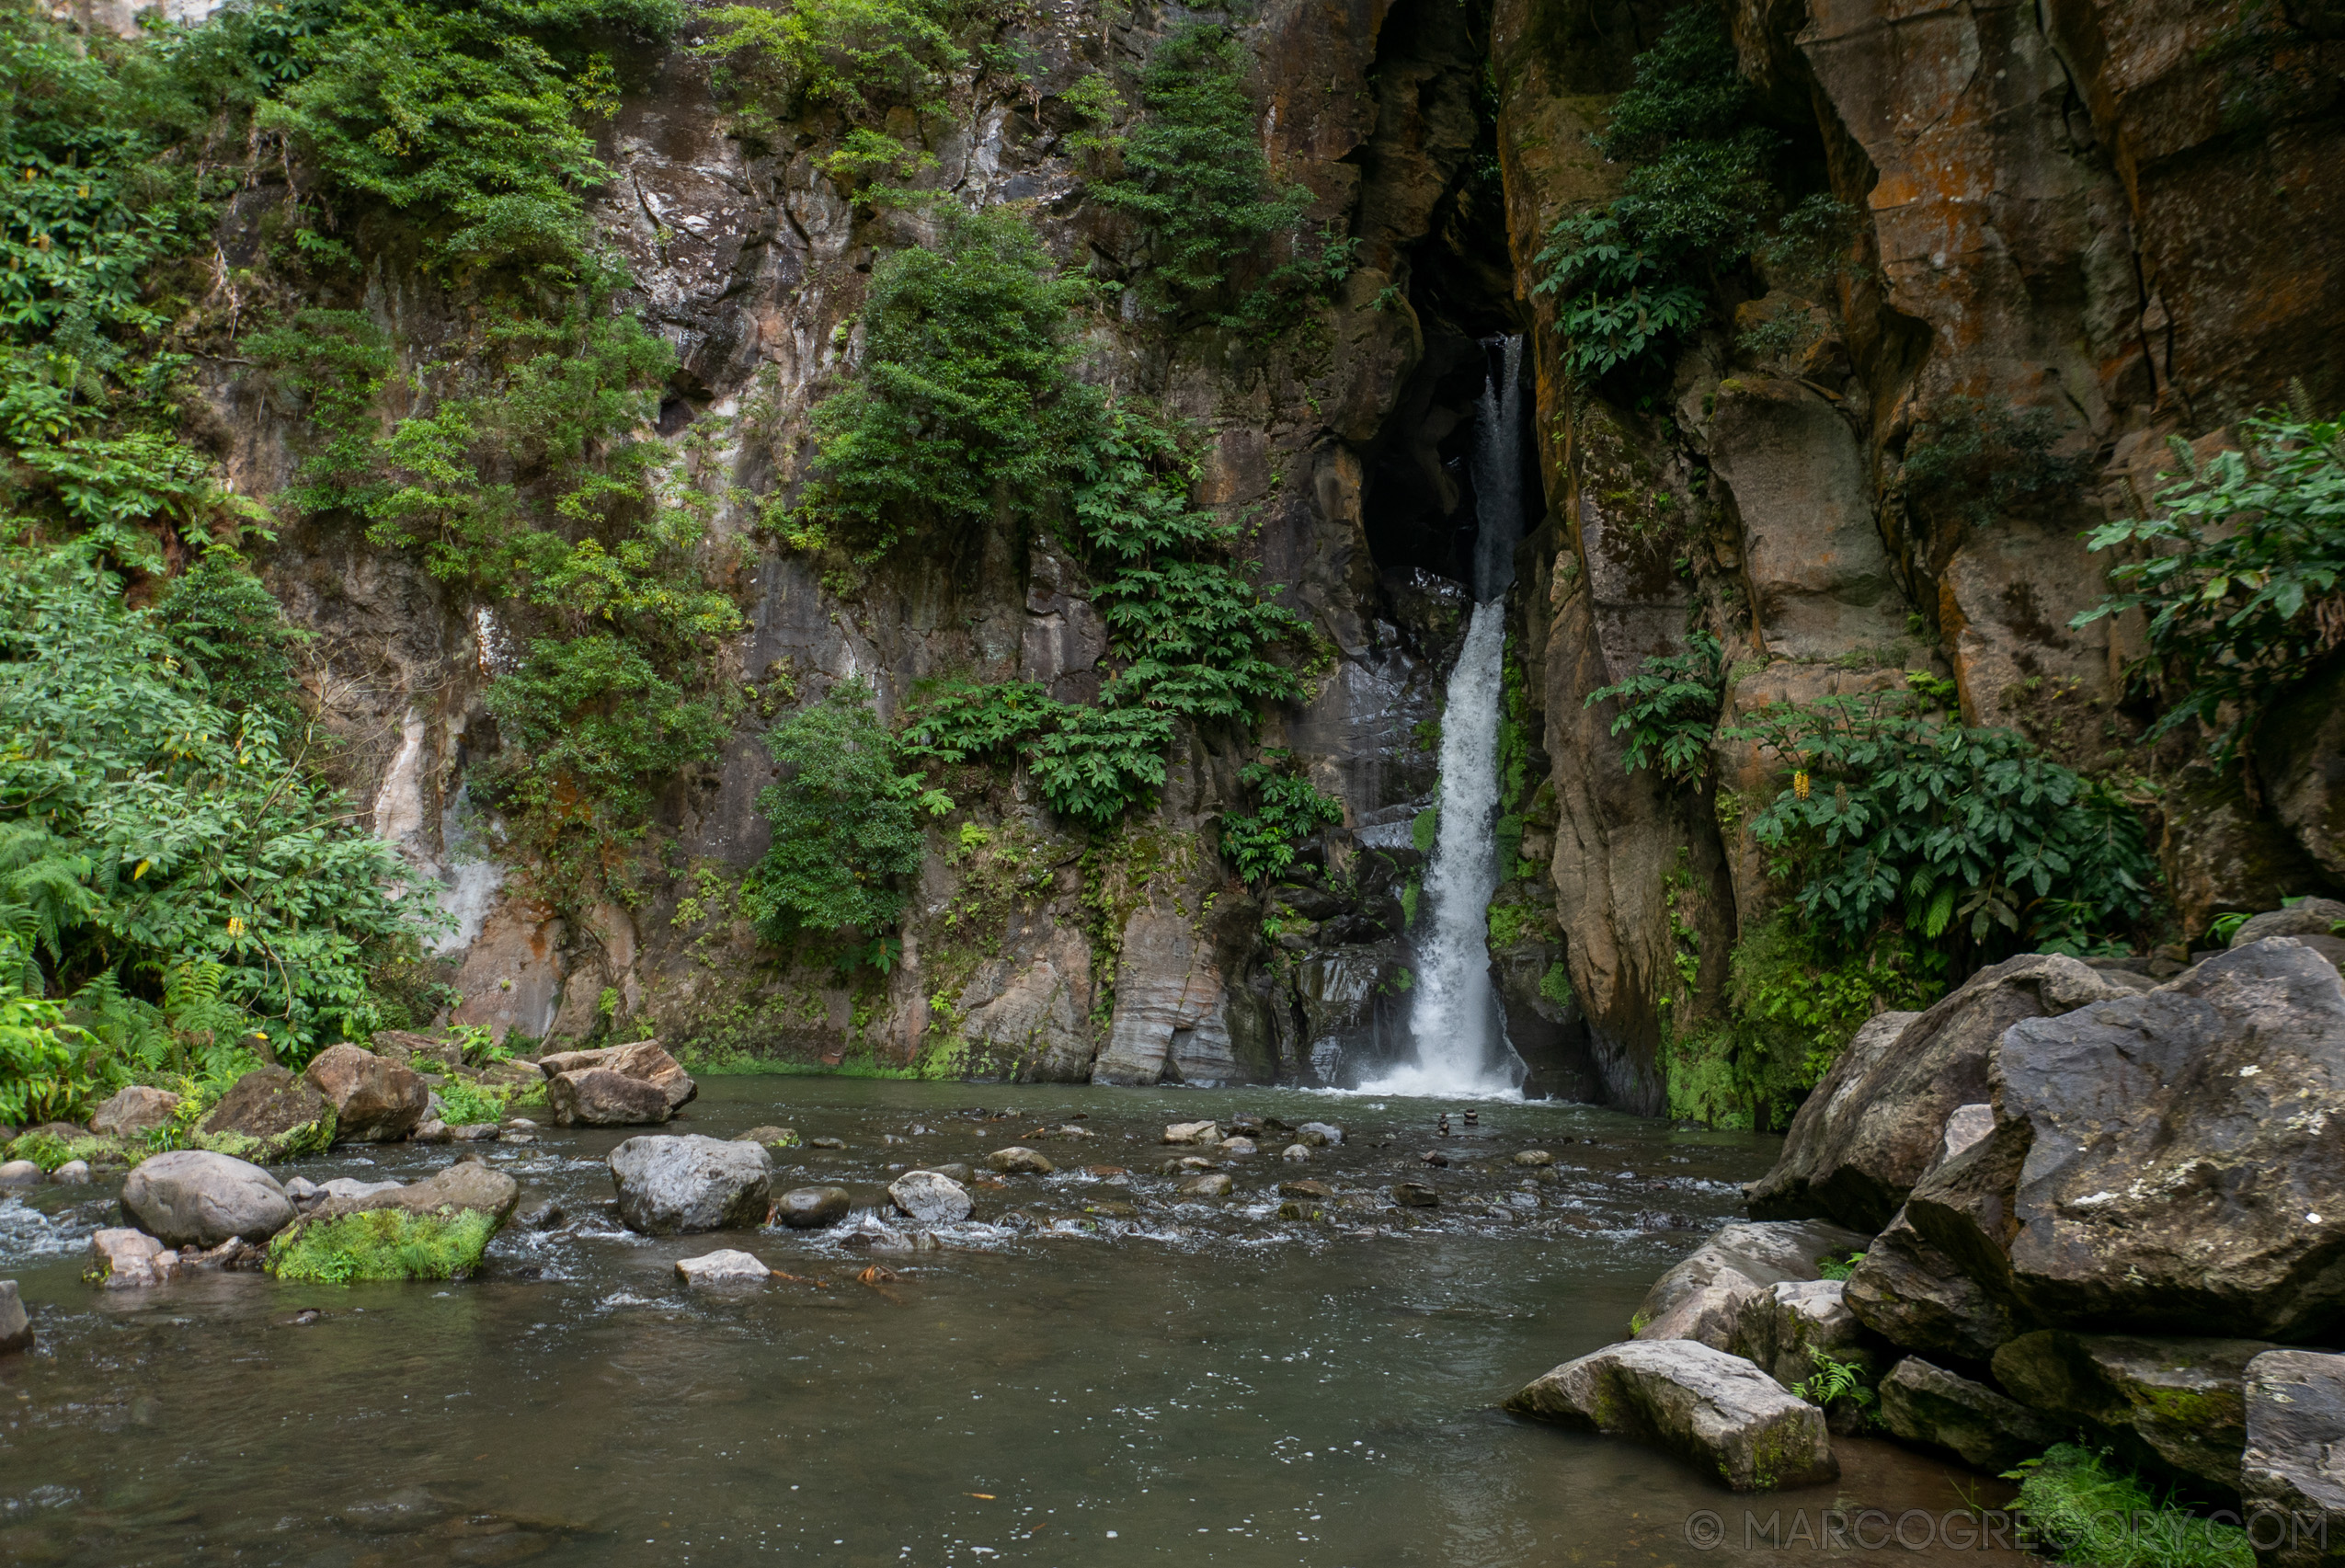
267, 1207, 499, 1283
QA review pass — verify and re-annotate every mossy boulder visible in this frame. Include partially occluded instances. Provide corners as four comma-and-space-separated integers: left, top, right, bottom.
264, 1161, 520, 1282
1992, 1330, 2277, 1494
197, 1067, 336, 1162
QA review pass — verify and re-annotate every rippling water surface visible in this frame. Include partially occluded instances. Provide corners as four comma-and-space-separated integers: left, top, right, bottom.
0, 1078, 2015, 1566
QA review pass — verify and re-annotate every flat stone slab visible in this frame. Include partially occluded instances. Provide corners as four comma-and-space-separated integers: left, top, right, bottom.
1506, 1339, 1837, 1492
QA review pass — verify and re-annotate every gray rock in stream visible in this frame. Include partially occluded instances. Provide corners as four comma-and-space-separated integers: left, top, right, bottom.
887, 1170, 973, 1226
1730, 1278, 1879, 1391
1506, 1339, 1837, 1491
120, 1150, 295, 1247
608, 1135, 772, 1234
1877, 1357, 2061, 1473
0, 1279, 29, 1354
1634, 1220, 1867, 1349
774, 1186, 850, 1229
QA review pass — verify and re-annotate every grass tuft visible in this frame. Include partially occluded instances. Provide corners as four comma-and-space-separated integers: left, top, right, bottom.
2008, 1445, 2252, 1568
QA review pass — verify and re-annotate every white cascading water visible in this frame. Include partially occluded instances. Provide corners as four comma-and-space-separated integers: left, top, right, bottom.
1365, 338, 1530, 1098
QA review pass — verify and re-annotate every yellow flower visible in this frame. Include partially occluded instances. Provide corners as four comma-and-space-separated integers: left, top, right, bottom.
226, 916, 245, 938
1793, 770, 1812, 800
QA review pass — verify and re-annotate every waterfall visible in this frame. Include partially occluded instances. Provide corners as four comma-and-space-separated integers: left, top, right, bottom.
1365, 338, 1529, 1098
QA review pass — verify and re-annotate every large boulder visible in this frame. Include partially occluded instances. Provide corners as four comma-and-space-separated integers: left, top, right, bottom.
1855, 940, 2345, 1349
1730, 1278, 1879, 1391
1505, 1339, 1838, 1491
1993, 1330, 2276, 1494
1876, 1357, 2061, 1473
1633, 1219, 1868, 1348
266, 1162, 521, 1282
608, 1135, 772, 1234
1747, 955, 2137, 1232
2241, 1350, 2345, 1568
120, 1150, 295, 1247
301, 1045, 429, 1143
773, 1186, 850, 1229
1842, 1190, 2023, 1363
2231, 899, 2345, 949
198, 1067, 336, 1162
88, 1085, 181, 1138
546, 1068, 672, 1127
539, 1040, 695, 1112
888, 1170, 973, 1225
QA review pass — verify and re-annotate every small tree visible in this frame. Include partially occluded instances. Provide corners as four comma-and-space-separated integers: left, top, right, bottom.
746, 679, 951, 938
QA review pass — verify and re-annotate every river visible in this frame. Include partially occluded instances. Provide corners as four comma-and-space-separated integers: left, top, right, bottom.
0, 1078, 2014, 1566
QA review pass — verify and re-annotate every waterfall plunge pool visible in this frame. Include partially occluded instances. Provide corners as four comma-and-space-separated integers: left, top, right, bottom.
0, 1078, 2016, 1565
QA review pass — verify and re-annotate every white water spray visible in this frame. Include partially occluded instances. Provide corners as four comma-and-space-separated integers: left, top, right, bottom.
1366, 338, 1529, 1098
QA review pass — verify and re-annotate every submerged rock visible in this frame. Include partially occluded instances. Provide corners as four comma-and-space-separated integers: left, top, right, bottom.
87, 1228, 177, 1289
1391, 1183, 1437, 1207
1177, 1173, 1233, 1197
197, 1067, 336, 1162
735, 1126, 800, 1148
121, 1149, 294, 1248
676, 1250, 772, 1287
1296, 1122, 1344, 1147
88, 1085, 181, 1138
1876, 1357, 2060, 1473
1161, 1121, 1219, 1146
890, 1171, 973, 1225
514, 1196, 565, 1231
2242, 1350, 2345, 1567
774, 1186, 851, 1229
609, 1135, 772, 1234
1514, 1150, 1554, 1167
301, 1044, 429, 1143
1634, 1220, 1868, 1349
989, 1147, 1056, 1174
1506, 1339, 1837, 1491
1992, 1330, 2275, 1493
0, 1279, 29, 1353
1281, 1144, 1310, 1162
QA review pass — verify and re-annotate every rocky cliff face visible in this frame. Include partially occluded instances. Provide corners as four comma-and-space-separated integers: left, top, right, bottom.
170, 0, 2345, 1104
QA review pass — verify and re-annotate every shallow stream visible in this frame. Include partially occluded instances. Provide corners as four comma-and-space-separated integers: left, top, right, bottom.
0, 1079, 2015, 1566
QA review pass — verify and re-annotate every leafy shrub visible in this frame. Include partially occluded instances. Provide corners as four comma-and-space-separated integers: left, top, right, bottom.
1532, 6, 1834, 382
1584, 630, 1723, 783
697, 0, 961, 136
267, 1207, 500, 1282
747, 679, 953, 938
1725, 686, 2159, 959
0, 934, 105, 1123
1814, 1250, 1863, 1282
2007, 1445, 2253, 1568
1220, 750, 1344, 884
789, 204, 1093, 556
1, 541, 436, 1068
431, 1076, 511, 1126
2074, 396, 2345, 762
261, 0, 681, 271
1093, 23, 1314, 325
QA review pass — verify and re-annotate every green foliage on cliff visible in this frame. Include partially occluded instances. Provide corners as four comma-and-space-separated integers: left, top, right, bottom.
748, 678, 954, 938
1534, 6, 1847, 383
1093, 22, 1336, 328
257, 286, 744, 906
2074, 396, 2345, 763
1220, 751, 1344, 885
698, 0, 962, 138
261, 0, 679, 271
0, 539, 436, 1077
1586, 630, 1722, 783
1726, 686, 2158, 959
813, 228, 1310, 829
792, 205, 1092, 556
